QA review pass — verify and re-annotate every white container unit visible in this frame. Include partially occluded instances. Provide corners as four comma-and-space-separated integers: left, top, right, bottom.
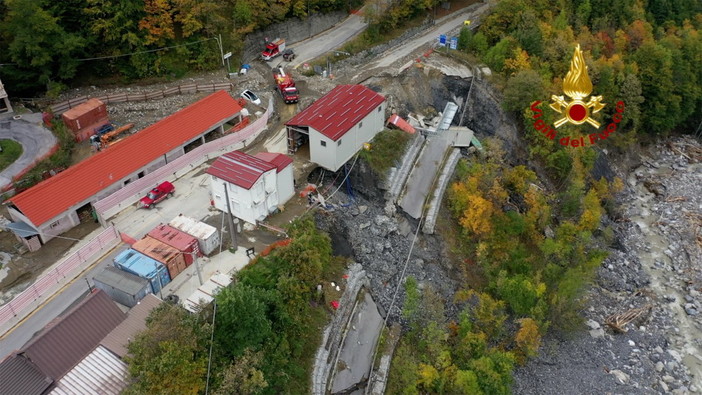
168, 215, 220, 255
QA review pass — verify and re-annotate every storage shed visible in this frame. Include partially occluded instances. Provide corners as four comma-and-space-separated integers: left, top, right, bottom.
168, 215, 220, 255
132, 236, 187, 280
61, 98, 109, 142
146, 224, 200, 266
113, 249, 171, 294
93, 266, 152, 307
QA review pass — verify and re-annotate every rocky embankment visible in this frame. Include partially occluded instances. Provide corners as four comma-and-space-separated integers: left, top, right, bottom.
514, 137, 702, 394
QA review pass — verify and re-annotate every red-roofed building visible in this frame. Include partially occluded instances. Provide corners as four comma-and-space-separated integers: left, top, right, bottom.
207, 150, 294, 224
286, 85, 386, 172
5, 91, 243, 247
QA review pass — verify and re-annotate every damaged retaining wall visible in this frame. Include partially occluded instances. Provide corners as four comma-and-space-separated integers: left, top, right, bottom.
423, 148, 461, 234
311, 263, 370, 394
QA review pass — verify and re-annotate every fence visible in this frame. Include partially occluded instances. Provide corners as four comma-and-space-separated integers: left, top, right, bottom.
93, 99, 273, 223
0, 225, 119, 330
49, 82, 237, 115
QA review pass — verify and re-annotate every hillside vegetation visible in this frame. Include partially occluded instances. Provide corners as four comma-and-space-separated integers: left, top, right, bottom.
387, 0, 701, 393
0, 0, 359, 95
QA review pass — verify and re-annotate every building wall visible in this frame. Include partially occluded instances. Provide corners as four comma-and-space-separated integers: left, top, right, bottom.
210, 169, 279, 225
309, 101, 386, 172
277, 164, 295, 204
309, 130, 336, 171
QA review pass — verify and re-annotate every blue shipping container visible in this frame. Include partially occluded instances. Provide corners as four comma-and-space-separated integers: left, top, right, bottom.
113, 249, 171, 294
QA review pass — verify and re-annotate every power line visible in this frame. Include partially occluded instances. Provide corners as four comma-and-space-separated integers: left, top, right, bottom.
76, 38, 217, 61
0, 37, 218, 67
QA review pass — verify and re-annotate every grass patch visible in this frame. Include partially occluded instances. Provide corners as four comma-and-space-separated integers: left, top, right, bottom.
0, 139, 23, 172
359, 129, 413, 177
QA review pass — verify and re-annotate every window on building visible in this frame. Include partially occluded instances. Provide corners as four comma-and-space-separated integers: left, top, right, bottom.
359, 122, 363, 128
337, 139, 342, 146
321, 140, 327, 147
378, 106, 382, 112
50, 220, 59, 229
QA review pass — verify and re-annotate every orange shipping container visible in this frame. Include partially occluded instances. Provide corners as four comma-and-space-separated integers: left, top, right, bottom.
132, 236, 187, 280
61, 98, 109, 142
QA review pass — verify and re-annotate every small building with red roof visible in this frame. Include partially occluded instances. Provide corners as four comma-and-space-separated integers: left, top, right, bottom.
285, 84, 386, 172
206, 150, 293, 224
4, 91, 243, 248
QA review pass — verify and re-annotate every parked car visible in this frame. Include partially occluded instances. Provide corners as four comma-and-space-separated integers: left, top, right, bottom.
282, 49, 296, 61
138, 181, 175, 209
240, 89, 261, 105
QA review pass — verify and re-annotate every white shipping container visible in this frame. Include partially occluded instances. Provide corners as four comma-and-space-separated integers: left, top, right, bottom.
168, 215, 220, 255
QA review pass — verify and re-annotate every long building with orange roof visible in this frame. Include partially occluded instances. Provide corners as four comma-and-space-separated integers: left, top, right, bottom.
4, 91, 243, 249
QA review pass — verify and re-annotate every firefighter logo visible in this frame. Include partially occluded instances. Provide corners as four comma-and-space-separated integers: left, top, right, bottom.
549, 44, 605, 128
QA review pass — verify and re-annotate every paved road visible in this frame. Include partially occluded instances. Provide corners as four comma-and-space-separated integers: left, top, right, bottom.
0, 248, 117, 357
352, 2, 491, 79
271, 11, 367, 69
0, 113, 57, 190
399, 136, 451, 219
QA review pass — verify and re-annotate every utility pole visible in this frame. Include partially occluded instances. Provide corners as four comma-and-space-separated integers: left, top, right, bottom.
192, 254, 204, 286
222, 183, 238, 249
217, 34, 225, 67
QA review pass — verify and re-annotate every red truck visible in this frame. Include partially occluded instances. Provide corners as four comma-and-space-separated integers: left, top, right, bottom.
139, 181, 175, 209
274, 67, 299, 104
262, 38, 286, 61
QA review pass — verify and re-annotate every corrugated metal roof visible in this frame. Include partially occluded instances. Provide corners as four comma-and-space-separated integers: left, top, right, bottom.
21, 290, 126, 380
114, 249, 170, 284
285, 85, 385, 141
49, 346, 128, 395
93, 266, 150, 295
61, 98, 105, 121
8, 91, 242, 226
100, 294, 163, 358
168, 215, 217, 239
132, 236, 180, 264
207, 150, 276, 189
147, 224, 198, 252
0, 353, 53, 395
254, 152, 293, 172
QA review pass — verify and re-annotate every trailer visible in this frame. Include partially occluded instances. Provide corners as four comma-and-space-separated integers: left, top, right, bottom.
93, 266, 152, 307
168, 215, 220, 255
132, 236, 188, 281
147, 224, 200, 266
113, 249, 171, 294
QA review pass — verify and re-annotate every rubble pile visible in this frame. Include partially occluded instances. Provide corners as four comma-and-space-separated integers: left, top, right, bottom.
315, 192, 459, 325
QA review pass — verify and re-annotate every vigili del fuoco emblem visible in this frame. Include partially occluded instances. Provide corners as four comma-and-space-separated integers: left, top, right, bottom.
549, 44, 605, 128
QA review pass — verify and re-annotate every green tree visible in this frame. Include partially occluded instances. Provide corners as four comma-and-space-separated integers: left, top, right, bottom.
2, 0, 85, 89
503, 69, 546, 112
633, 41, 680, 134
124, 304, 208, 395
214, 348, 268, 395
215, 284, 275, 358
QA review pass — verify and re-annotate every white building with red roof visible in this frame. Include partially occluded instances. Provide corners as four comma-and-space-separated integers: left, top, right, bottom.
206, 150, 293, 224
285, 85, 386, 172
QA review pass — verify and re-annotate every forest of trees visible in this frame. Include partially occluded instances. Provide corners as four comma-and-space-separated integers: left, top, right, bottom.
0, 0, 356, 96
387, 0, 701, 392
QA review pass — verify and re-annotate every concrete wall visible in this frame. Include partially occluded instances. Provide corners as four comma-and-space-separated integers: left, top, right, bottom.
277, 164, 295, 204
242, 10, 349, 62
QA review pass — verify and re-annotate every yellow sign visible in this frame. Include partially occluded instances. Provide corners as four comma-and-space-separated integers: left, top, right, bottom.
549, 44, 605, 128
